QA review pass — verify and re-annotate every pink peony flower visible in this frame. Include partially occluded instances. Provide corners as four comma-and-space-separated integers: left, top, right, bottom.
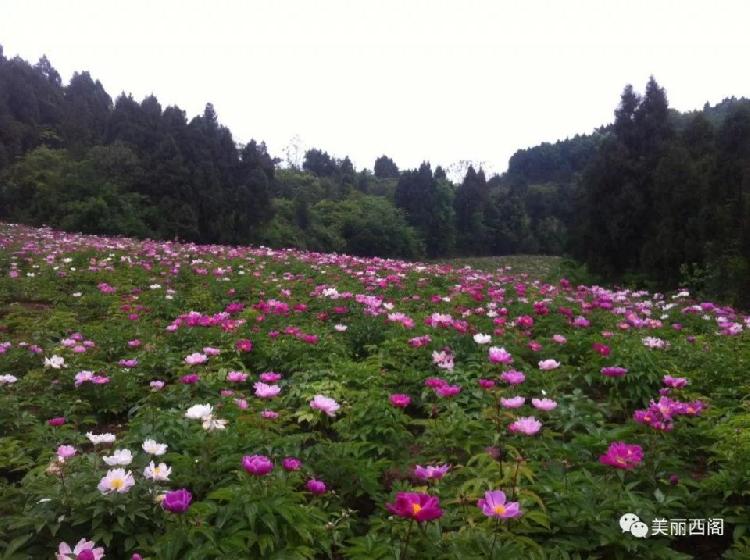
56, 538, 105, 560
48, 417, 66, 427
599, 441, 643, 470
184, 352, 208, 365
234, 398, 248, 409
488, 346, 513, 364
310, 394, 340, 417
227, 371, 248, 383
538, 359, 560, 371
254, 382, 281, 399
413, 464, 450, 480
261, 409, 279, 419
508, 416, 542, 436
282, 457, 302, 471
500, 370, 525, 385
663, 375, 688, 388
56, 445, 76, 461
408, 335, 431, 347
432, 349, 454, 371
477, 490, 522, 519
501, 396, 525, 408
531, 398, 558, 411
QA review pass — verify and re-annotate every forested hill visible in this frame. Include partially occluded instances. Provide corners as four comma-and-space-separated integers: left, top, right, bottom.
1, 47, 749, 304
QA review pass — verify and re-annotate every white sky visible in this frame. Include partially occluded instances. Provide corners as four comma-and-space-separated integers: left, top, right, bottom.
3, 0, 750, 177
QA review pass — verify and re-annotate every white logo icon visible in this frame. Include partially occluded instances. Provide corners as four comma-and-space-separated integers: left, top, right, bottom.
620, 513, 650, 538
630, 521, 649, 538
620, 513, 639, 533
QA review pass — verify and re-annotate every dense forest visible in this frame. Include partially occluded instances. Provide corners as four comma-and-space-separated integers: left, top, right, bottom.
1, 46, 749, 304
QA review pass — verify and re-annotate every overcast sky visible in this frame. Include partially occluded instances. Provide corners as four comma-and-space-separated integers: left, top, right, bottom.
3, 0, 750, 176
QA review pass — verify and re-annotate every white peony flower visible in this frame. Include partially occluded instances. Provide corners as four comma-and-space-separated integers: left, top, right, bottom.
142, 439, 167, 456
143, 461, 171, 481
185, 404, 213, 420
103, 449, 133, 466
44, 355, 66, 369
86, 432, 116, 445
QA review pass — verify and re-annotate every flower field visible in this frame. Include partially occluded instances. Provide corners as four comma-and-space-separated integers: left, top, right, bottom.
0, 223, 748, 559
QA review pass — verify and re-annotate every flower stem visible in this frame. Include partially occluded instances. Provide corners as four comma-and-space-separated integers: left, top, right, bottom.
489, 517, 500, 557
401, 519, 415, 560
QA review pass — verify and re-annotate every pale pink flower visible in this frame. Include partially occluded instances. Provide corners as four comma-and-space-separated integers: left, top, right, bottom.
501, 396, 525, 408
310, 394, 340, 417
509, 416, 542, 435
531, 398, 558, 411
538, 359, 560, 371
254, 382, 281, 399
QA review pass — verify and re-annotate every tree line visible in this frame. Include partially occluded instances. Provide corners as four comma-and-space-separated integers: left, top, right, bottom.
0, 47, 748, 304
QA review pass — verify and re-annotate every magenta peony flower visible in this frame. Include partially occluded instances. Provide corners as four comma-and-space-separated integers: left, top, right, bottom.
242, 454, 274, 476
478, 379, 496, 390
234, 338, 253, 352
282, 457, 302, 471
261, 409, 279, 419
601, 366, 628, 378
259, 371, 282, 383
306, 479, 327, 494
162, 488, 192, 513
386, 492, 443, 522
310, 394, 340, 417
48, 417, 66, 427
592, 342, 611, 356
508, 416, 542, 436
408, 335, 431, 347
424, 377, 447, 389
180, 374, 200, 384
413, 464, 450, 480
389, 393, 411, 408
599, 442, 643, 470
477, 490, 522, 518
435, 384, 461, 398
